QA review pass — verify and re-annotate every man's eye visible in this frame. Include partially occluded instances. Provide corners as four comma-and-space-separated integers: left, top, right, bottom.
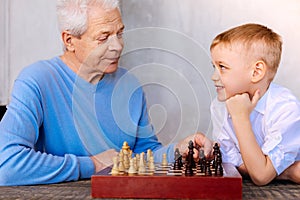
97, 36, 108, 42
117, 32, 123, 39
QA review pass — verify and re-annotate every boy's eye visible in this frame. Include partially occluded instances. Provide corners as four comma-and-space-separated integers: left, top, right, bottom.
219, 64, 226, 70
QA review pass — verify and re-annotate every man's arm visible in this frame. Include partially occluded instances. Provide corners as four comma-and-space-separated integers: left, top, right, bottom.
0, 79, 94, 186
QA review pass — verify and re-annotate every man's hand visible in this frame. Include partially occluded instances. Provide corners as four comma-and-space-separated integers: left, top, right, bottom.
175, 132, 213, 159
90, 149, 118, 173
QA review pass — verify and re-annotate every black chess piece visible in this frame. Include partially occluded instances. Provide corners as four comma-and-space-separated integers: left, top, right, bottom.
212, 143, 219, 169
187, 140, 196, 168
215, 153, 223, 176
205, 157, 212, 176
173, 148, 182, 170
185, 140, 195, 176
198, 148, 205, 173
185, 161, 194, 176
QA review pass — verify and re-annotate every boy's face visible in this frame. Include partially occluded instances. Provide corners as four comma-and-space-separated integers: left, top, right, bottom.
211, 44, 252, 102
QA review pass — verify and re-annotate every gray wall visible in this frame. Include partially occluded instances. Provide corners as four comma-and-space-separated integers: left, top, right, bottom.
120, 0, 300, 144
1, 0, 300, 145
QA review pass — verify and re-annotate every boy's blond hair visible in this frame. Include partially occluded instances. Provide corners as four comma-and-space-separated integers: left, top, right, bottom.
210, 23, 282, 81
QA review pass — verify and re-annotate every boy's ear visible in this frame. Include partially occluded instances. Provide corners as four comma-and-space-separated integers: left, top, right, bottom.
251, 61, 266, 83
61, 31, 75, 52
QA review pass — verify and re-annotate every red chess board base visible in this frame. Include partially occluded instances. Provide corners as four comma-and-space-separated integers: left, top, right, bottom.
91, 163, 242, 199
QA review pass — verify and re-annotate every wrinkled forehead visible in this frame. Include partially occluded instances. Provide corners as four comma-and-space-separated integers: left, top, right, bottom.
87, 7, 123, 29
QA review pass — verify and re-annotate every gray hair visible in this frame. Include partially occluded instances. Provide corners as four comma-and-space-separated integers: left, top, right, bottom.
56, 0, 120, 37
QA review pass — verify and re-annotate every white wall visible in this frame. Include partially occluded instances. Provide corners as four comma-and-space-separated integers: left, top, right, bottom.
0, 0, 62, 105
1, 0, 300, 145
120, 0, 300, 144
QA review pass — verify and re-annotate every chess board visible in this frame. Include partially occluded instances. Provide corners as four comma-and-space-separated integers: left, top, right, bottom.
91, 162, 242, 199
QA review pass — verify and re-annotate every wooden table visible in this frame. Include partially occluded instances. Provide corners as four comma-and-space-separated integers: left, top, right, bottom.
0, 179, 299, 199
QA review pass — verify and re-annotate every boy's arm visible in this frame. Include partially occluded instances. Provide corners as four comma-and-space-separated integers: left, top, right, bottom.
226, 90, 277, 185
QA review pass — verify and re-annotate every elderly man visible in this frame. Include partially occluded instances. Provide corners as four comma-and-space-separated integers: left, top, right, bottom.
0, 0, 211, 186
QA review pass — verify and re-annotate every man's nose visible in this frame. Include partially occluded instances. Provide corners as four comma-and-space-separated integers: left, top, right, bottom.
108, 35, 123, 52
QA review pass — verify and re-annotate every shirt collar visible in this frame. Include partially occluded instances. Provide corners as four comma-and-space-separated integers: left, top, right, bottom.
254, 83, 274, 115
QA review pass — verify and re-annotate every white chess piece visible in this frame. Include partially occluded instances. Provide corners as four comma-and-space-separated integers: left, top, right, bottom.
148, 156, 155, 171
128, 158, 137, 175
111, 156, 119, 175
138, 152, 146, 174
161, 153, 168, 167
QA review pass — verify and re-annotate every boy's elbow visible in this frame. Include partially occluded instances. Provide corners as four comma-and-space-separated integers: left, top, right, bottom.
251, 173, 274, 186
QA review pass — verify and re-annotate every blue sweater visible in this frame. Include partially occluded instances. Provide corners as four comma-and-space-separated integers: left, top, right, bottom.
0, 57, 175, 185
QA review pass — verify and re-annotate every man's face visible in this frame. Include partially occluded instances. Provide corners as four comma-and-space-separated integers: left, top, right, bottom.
73, 7, 124, 74
210, 44, 252, 102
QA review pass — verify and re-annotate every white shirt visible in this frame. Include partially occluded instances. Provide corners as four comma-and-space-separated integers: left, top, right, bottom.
211, 83, 300, 175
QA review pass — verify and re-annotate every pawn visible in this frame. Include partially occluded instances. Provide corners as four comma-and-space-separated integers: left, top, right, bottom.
138, 152, 146, 174
205, 158, 212, 176
128, 158, 137, 175
185, 162, 194, 176
135, 154, 140, 170
123, 153, 130, 170
212, 143, 219, 169
173, 150, 182, 170
133, 157, 138, 171
111, 156, 119, 175
147, 149, 152, 164
215, 153, 223, 176
161, 153, 168, 167
148, 156, 155, 171
198, 148, 205, 173
118, 154, 125, 173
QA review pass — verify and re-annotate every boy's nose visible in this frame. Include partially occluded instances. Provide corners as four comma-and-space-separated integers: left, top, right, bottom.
211, 69, 219, 81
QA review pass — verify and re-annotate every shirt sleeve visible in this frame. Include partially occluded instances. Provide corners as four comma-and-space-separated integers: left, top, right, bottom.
262, 100, 300, 175
0, 77, 94, 186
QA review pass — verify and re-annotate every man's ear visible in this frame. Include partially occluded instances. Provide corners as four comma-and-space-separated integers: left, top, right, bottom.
251, 60, 266, 83
61, 31, 75, 52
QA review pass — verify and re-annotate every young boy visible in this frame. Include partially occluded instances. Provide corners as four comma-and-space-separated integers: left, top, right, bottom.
210, 23, 300, 186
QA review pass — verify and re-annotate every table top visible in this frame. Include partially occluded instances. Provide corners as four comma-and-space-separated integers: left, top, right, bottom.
0, 178, 299, 199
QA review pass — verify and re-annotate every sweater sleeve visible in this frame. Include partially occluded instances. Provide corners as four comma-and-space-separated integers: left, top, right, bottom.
0, 77, 94, 186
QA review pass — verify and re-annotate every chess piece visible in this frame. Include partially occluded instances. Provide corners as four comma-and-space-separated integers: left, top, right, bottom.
173, 148, 182, 170
212, 143, 219, 169
147, 149, 152, 164
133, 157, 138, 171
148, 156, 155, 171
128, 158, 137, 175
215, 152, 223, 176
135, 153, 140, 170
118, 153, 125, 173
198, 148, 205, 173
205, 157, 212, 176
122, 141, 130, 152
187, 140, 196, 168
111, 156, 119, 175
123, 153, 130, 170
184, 141, 195, 176
138, 152, 146, 174
161, 153, 168, 167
